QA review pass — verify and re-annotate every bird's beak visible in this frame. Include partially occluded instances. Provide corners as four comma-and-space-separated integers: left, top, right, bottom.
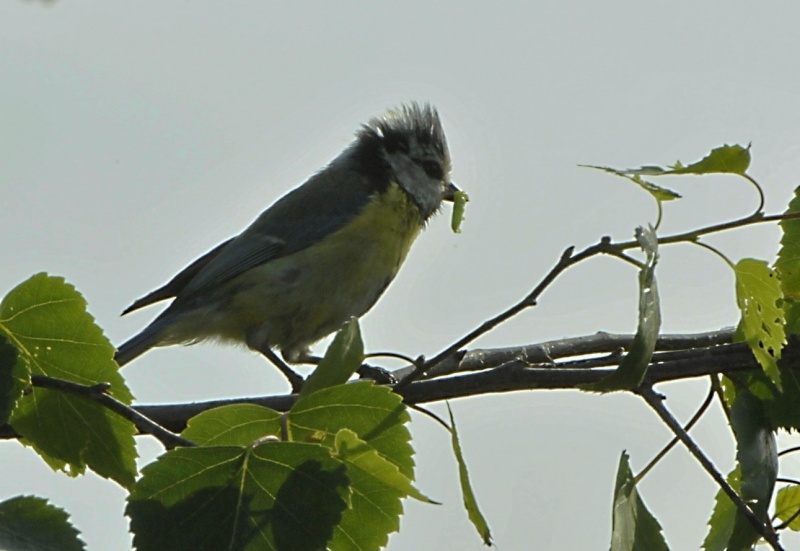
442, 181, 460, 202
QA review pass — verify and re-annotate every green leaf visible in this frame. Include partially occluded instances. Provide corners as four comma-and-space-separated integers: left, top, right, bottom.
0, 333, 26, 424
179, 383, 420, 551
290, 383, 416, 550
300, 318, 364, 398
775, 485, 800, 531
0, 495, 85, 551
775, 186, 800, 335
447, 403, 492, 546
451, 189, 470, 233
609, 451, 669, 551
333, 428, 434, 504
734, 259, 786, 390
582, 226, 660, 391
127, 443, 350, 551
182, 404, 283, 446
704, 391, 777, 551
702, 467, 747, 551
1, 273, 137, 487
289, 382, 414, 478
731, 391, 776, 511
326, 429, 435, 551
668, 144, 751, 175
583, 165, 682, 203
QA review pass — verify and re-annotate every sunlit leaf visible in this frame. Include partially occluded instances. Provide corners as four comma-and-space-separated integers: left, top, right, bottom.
734, 259, 786, 390
290, 383, 417, 550
776, 186, 800, 335
300, 318, 364, 398
775, 485, 800, 531
448, 403, 492, 546
583, 165, 681, 203
179, 383, 420, 551
182, 404, 283, 446
668, 144, 751, 175
1, 273, 137, 487
0, 495, 85, 551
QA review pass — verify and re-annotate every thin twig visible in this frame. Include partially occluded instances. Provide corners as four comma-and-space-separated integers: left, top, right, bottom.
406, 403, 451, 431
634, 384, 715, 484
31, 375, 195, 449
396, 239, 619, 389
638, 385, 782, 551
615, 211, 800, 252
778, 446, 800, 458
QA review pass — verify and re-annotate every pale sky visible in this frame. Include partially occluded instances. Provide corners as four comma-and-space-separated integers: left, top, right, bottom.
4, 2, 800, 549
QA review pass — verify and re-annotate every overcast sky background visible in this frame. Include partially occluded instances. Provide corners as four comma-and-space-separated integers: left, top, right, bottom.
4, 2, 800, 549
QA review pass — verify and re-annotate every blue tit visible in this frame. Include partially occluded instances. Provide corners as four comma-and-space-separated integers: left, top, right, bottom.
115, 102, 458, 388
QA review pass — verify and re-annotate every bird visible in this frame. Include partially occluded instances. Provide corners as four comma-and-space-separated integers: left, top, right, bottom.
115, 102, 458, 390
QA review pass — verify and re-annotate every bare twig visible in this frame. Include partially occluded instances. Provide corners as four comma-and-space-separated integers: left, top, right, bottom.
638, 385, 782, 551
30, 375, 194, 449
634, 384, 715, 484
396, 238, 621, 389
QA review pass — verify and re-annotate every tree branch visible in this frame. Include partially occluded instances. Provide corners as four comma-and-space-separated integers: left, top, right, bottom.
114, 331, 763, 434
638, 385, 783, 551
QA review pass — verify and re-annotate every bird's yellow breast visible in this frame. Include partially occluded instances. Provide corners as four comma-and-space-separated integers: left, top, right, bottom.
171, 182, 427, 357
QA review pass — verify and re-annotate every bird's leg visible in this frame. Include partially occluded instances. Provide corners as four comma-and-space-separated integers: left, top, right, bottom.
261, 346, 305, 393
246, 332, 305, 392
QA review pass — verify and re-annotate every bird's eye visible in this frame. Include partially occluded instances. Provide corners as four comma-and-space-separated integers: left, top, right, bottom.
419, 160, 444, 180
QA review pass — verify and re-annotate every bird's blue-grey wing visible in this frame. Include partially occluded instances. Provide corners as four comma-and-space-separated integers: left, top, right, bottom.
121, 237, 234, 315
171, 165, 379, 302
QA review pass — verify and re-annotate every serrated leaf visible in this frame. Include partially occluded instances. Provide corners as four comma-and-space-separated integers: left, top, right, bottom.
776, 186, 800, 335
127, 443, 350, 551
448, 403, 492, 546
775, 485, 800, 530
290, 382, 415, 550
300, 318, 364, 398
0, 333, 26, 424
583, 226, 660, 391
451, 190, 470, 233
289, 382, 414, 478
327, 428, 434, 551
179, 383, 419, 551
734, 259, 786, 390
582, 165, 681, 203
609, 451, 669, 551
1, 273, 137, 487
182, 404, 283, 446
333, 429, 433, 504
702, 467, 745, 551
669, 144, 751, 175
0, 495, 85, 551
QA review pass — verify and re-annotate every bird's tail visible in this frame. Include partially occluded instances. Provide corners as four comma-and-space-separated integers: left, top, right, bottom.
114, 319, 169, 367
